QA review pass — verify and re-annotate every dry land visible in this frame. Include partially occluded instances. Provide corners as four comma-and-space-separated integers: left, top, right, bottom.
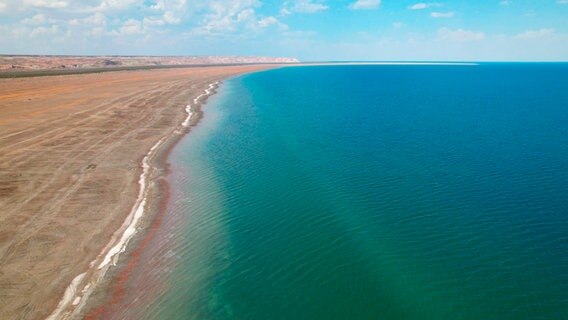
0, 55, 297, 75
0, 64, 275, 319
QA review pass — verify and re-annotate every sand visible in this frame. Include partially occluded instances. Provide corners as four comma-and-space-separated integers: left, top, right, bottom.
0, 65, 275, 320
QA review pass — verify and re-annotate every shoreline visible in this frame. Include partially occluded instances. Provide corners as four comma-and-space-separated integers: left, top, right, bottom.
0, 65, 280, 320
46, 80, 223, 319
44, 67, 277, 319
81, 81, 221, 320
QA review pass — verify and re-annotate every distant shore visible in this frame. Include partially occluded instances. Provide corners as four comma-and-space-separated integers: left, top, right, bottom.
0, 55, 299, 78
0, 64, 278, 320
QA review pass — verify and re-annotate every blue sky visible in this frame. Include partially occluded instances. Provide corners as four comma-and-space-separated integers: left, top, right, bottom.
0, 0, 567, 61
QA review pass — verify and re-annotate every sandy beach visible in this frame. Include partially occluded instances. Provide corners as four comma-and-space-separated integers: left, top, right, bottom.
0, 65, 275, 320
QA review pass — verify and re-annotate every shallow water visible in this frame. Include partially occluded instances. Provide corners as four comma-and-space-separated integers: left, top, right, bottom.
140, 64, 568, 320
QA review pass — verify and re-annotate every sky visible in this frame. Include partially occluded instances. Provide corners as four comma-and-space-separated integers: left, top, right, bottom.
0, 0, 567, 61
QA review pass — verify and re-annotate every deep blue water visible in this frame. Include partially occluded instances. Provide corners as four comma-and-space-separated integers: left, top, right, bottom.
151, 64, 568, 319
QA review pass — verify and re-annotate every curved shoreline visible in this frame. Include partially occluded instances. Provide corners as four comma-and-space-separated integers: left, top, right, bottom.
46, 81, 221, 320
0, 64, 282, 320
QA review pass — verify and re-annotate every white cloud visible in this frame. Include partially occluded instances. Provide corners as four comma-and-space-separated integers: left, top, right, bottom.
98, 0, 138, 10
515, 28, 554, 39
500, 0, 511, 6
23, 0, 68, 9
1, 0, 144, 16
21, 14, 49, 25
84, 12, 106, 26
192, 0, 260, 35
408, 2, 441, 10
145, 0, 187, 25
280, 7, 291, 15
163, 11, 181, 24
149, 0, 165, 11
349, 0, 381, 10
156, 0, 187, 12
557, 0, 568, 4
438, 27, 485, 42
258, 16, 277, 27
191, 0, 287, 36
66, 12, 106, 28
143, 17, 165, 26
409, 3, 427, 10
117, 19, 143, 35
431, 11, 454, 18
281, 0, 328, 15
258, 16, 288, 30
90, 26, 105, 36
30, 25, 58, 37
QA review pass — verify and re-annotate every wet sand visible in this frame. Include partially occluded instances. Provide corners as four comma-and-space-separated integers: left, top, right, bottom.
0, 65, 275, 320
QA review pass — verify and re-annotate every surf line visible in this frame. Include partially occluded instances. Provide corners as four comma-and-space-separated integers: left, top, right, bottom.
182, 82, 218, 127
46, 81, 220, 320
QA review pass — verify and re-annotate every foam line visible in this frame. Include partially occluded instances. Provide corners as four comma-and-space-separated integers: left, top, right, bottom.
45, 81, 219, 320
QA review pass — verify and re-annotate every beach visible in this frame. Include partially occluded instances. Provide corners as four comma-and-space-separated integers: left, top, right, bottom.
0, 65, 275, 320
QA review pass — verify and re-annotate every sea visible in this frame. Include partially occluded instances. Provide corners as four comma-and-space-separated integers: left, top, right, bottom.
119, 64, 568, 320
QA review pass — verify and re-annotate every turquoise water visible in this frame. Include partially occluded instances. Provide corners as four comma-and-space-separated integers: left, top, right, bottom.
150, 64, 568, 319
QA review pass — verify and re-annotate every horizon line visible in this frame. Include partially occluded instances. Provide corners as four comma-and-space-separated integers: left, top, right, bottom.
0, 54, 567, 63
